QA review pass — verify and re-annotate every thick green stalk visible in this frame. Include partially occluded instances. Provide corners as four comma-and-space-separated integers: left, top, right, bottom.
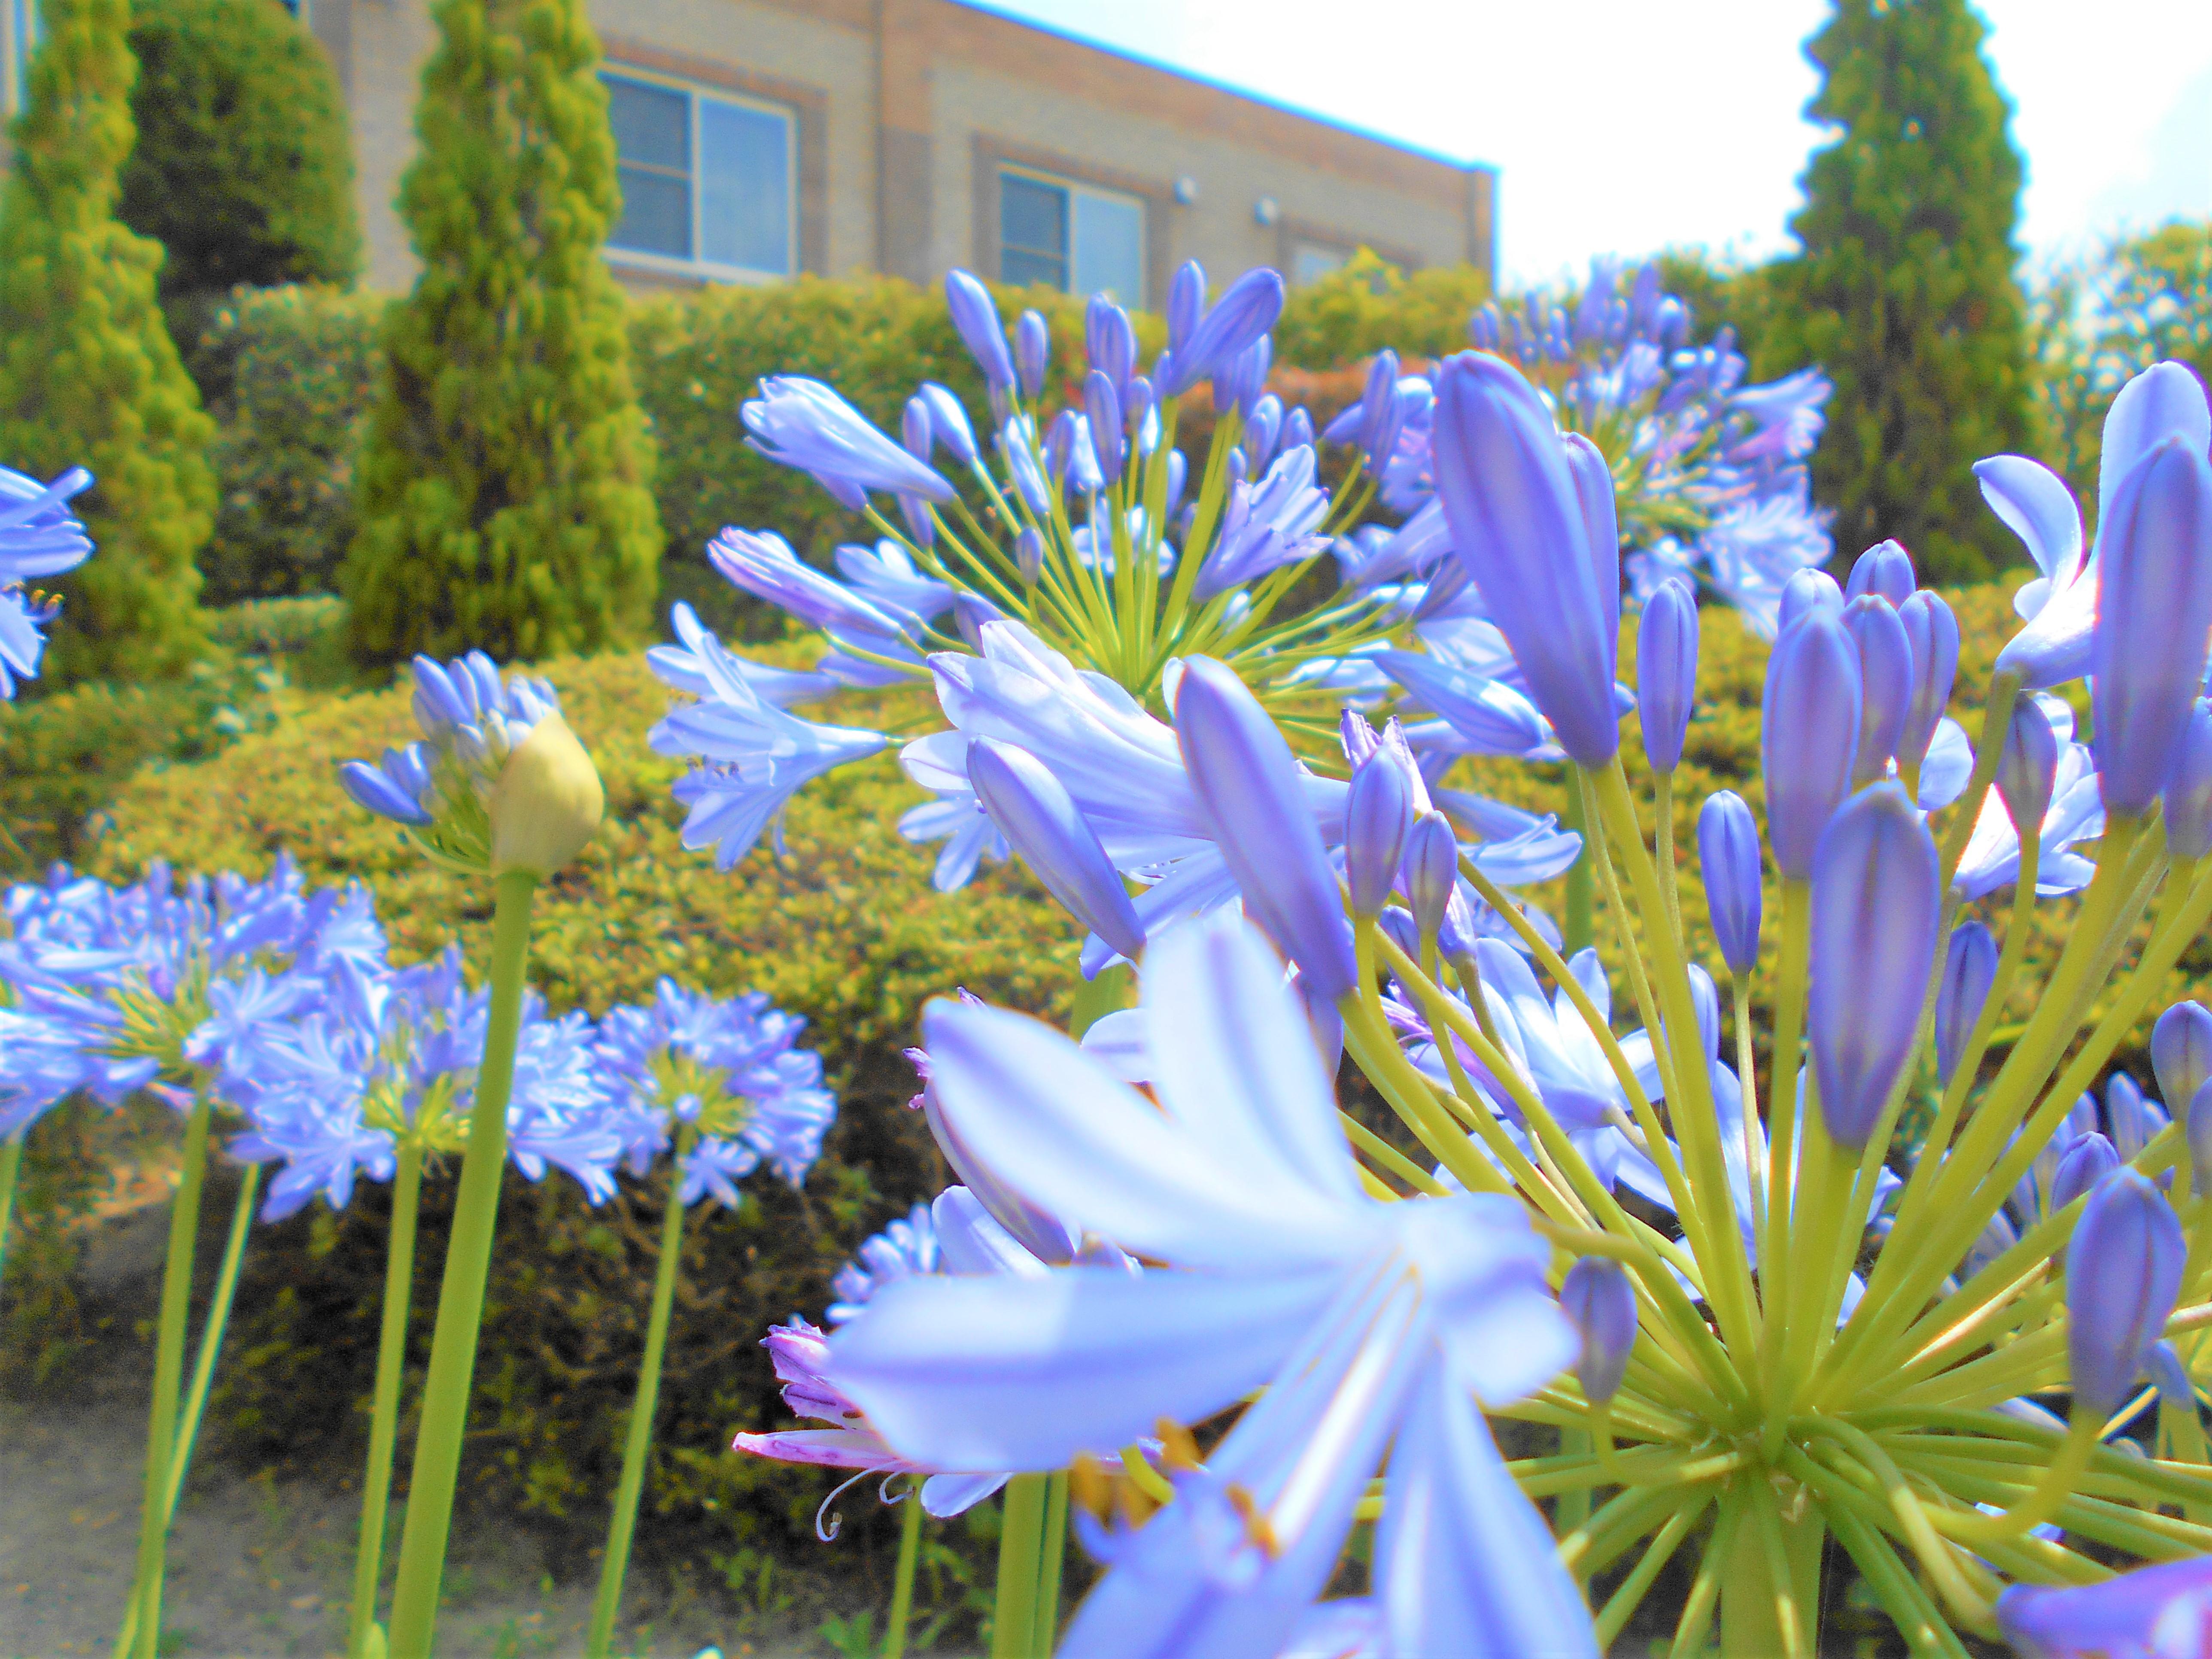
1756, 885, 1813, 1416
991, 1473, 1049, 1659
0, 1130, 21, 1288
123, 1092, 213, 1659
385, 871, 538, 1659
882, 1489, 923, 1659
349, 1142, 426, 1659
587, 1124, 697, 1659
1033, 1468, 1068, 1653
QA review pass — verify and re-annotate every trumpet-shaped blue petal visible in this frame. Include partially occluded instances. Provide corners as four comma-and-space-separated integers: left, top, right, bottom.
743, 377, 954, 502
1998, 1553, 2212, 1659
966, 737, 1145, 966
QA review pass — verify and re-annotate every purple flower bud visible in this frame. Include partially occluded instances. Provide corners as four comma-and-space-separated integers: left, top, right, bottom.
1762, 609, 1863, 880
1158, 267, 1283, 399
1340, 708, 1382, 768
1085, 371, 1124, 487
1125, 377, 1157, 451
1176, 656, 1355, 1001
2092, 434, 2212, 816
1809, 784, 1940, 1150
902, 395, 931, 463
1166, 261, 1205, 353
1432, 352, 1620, 767
919, 383, 978, 467
1405, 810, 1459, 942
1086, 295, 1136, 401
953, 592, 1006, 651
1361, 350, 1401, 451
2153, 1001, 2212, 1113
1559, 1257, 1637, 1405
1014, 310, 1049, 401
2164, 699, 2212, 862
1995, 693, 2059, 839
1935, 921, 1997, 1085
1164, 451, 1189, 519
1895, 590, 1959, 776
1778, 568, 1843, 633
966, 738, 1144, 969
945, 270, 1015, 394
743, 377, 954, 503
1844, 539, 1917, 604
1212, 335, 1272, 423
1283, 407, 1314, 454
1002, 426, 1051, 517
1044, 409, 1079, 485
1698, 790, 1763, 975
1243, 394, 1283, 474
1563, 433, 1623, 651
1376, 905, 1421, 964
1843, 596, 1911, 788
899, 492, 935, 550
1014, 526, 1043, 585
1637, 578, 1698, 773
2066, 1169, 2185, 1416
2051, 1130, 2121, 1213
1999, 1556, 2212, 1659
2190, 1078, 2212, 1191
1346, 748, 1416, 918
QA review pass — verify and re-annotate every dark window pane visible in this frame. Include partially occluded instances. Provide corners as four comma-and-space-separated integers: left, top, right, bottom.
611, 166, 691, 258
1000, 173, 1067, 263
699, 97, 790, 273
604, 75, 688, 172
1001, 247, 1067, 290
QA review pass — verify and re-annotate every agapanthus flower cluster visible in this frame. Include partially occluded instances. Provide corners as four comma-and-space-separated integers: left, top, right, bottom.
1458, 258, 1835, 632
730, 339, 2212, 1657
0, 863, 837, 1219
0, 462, 93, 698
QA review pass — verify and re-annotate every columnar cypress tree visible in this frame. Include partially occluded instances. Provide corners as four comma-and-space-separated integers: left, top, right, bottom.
0, 0, 213, 685
1760, 0, 2036, 584
341, 0, 659, 665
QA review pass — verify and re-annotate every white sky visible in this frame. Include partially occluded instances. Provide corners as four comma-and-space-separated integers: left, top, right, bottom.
969, 0, 2212, 287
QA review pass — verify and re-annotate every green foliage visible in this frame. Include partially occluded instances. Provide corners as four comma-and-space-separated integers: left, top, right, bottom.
1271, 249, 1491, 370
2029, 217, 2212, 513
1758, 0, 2037, 585
0, 0, 213, 686
341, 0, 660, 666
116, 0, 361, 320
199, 285, 384, 605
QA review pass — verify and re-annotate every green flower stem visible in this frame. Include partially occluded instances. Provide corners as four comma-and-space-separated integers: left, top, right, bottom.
349, 1141, 425, 1659
122, 1091, 213, 1659
586, 1122, 697, 1659
881, 1486, 923, 1659
1667, 1480, 1745, 1659
1755, 884, 1813, 1419
1560, 777, 1594, 955
1729, 973, 1766, 1238
116, 1162, 266, 1659
990, 1473, 1049, 1659
1726, 1461, 1815, 1659
1032, 1468, 1068, 1653
0, 1130, 22, 1288
385, 869, 538, 1659
1794, 1462, 1966, 1659
1652, 769, 1683, 950
1595, 1491, 1710, 1648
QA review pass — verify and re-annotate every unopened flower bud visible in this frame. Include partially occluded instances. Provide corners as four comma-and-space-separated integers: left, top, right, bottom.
2163, 699, 2212, 862
1763, 608, 1862, 880
489, 713, 605, 877
1777, 567, 1842, 633
2190, 1079, 2212, 1192
1844, 594, 1911, 788
1085, 371, 1124, 487
1559, 1257, 1637, 1405
967, 738, 1144, 970
2154, 1002, 2212, 1116
2067, 1170, 2185, 1416
1844, 538, 1917, 604
2050, 1130, 2121, 1214
1345, 748, 1416, 918
1698, 790, 1763, 976
1809, 784, 1939, 1150
1995, 693, 2059, 840
1895, 589, 1959, 778
1935, 921, 1997, 1085
1014, 310, 1049, 401
1405, 811, 1459, 943
1637, 578, 1698, 774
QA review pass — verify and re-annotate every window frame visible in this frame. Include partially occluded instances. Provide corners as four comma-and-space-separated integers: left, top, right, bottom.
599, 65, 797, 285
996, 162, 1149, 307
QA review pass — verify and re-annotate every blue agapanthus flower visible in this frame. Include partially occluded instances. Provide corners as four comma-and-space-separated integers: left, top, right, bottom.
594, 977, 836, 1203
0, 463, 93, 698
1414, 258, 1835, 635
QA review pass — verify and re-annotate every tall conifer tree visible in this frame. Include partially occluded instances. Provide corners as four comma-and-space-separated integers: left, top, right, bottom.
1762, 0, 2036, 583
342, 0, 659, 664
0, 0, 213, 685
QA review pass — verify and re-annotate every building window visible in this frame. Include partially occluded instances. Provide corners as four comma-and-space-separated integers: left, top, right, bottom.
1291, 242, 1352, 288
602, 70, 794, 280
998, 167, 1145, 305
